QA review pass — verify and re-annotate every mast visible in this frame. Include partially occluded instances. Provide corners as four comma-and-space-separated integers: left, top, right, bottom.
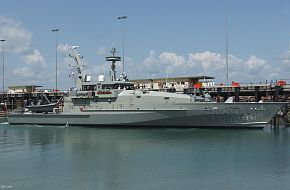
106, 47, 121, 81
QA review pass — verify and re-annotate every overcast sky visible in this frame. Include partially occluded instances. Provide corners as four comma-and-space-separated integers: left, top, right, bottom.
1, 0, 290, 90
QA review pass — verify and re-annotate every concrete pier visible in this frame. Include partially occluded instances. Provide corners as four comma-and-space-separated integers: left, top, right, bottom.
192, 84, 290, 103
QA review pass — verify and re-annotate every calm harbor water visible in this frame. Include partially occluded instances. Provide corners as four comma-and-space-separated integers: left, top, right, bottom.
0, 124, 290, 190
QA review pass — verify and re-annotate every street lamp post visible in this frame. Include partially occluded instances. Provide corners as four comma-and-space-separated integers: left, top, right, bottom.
225, 0, 229, 85
0, 39, 5, 93
52, 29, 59, 91
225, 17, 229, 86
117, 16, 127, 74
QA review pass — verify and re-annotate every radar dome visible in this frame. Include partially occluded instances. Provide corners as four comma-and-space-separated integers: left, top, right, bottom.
98, 75, 105, 82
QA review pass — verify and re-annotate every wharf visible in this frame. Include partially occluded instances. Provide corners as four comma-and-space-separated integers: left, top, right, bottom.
1, 83, 289, 107
0, 91, 66, 110
187, 83, 290, 102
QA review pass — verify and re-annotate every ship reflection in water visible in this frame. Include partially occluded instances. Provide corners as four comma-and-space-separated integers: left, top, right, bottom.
0, 124, 290, 190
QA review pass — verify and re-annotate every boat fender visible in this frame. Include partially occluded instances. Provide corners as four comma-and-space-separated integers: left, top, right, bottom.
158, 81, 162, 86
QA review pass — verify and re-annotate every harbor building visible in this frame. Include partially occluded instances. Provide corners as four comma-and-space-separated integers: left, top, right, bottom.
8, 85, 43, 93
130, 76, 215, 92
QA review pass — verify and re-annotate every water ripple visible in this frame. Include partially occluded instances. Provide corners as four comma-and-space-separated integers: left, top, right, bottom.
1, 124, 290, 190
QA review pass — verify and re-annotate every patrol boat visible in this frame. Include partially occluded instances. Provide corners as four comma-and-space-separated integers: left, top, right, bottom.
7, 47, 286, 128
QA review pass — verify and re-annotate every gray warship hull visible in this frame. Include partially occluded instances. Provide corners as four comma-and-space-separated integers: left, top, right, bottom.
0, 116, 7, 123
6, 47, 287, 128
7, 102, 285, 128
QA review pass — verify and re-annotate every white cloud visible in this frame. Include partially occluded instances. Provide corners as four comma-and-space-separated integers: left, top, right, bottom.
0, 16, 32, 53
143, 50, 157, 63
159, 52, 186, 74
13, 67, 35, 78
143, 50, 158, 68
11, 67, 53, 86
245, 56, 267, 74
136, 50, 277, 83
280, 47, 290, 70
159, 52, 185, 66
57, 44, 71, 54
142, 50, 161, 77
23, 49, 47, 69
188, 51, 225, 75
96, 46, 108, 56
0, 16, 60, 87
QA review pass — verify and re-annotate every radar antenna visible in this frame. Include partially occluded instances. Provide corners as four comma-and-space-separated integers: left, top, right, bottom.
106, 46, 121, 81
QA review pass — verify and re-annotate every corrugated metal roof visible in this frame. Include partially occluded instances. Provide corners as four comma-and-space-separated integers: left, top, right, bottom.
130, 76, 214, 83
8, 85, 43, 89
